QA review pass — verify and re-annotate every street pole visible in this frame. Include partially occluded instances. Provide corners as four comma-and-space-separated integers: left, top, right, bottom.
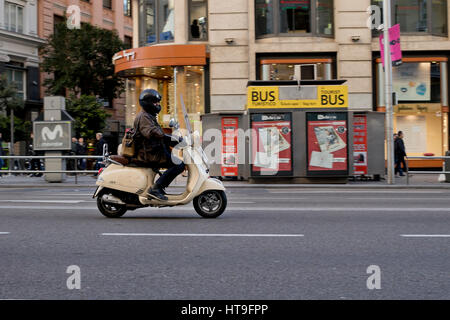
383, 0, 395, 184
10, 109, 14, 155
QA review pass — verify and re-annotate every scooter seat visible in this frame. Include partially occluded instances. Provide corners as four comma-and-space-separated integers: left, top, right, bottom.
110, 155, 130, 166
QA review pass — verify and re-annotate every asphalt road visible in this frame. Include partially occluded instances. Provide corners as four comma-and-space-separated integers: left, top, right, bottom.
0, 186, 449, 300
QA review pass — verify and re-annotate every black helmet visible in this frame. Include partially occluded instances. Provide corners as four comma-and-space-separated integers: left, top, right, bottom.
139, 89, 162, 115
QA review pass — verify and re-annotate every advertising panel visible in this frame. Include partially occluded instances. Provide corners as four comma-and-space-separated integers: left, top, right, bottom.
393, 63, 431, 101
33, 121, 72, 151
251, 113, 293, 176
221, 117, 239, 177
248, 85, 348, 109
353, 114, 368, 175
307, 112, 348, 176
380, 24, 402, 67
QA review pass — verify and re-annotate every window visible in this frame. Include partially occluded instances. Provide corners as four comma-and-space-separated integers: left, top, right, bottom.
124, 0, 132, 17
139, 0, 174, 46
5, 68, 25, 101
255, 0, 334, 38
4, 2, 24, 33
124, 35, 133, 49
53, 15, 64, 34
103, 0, 112, 9
188, 0, 208, 41
372, 0, 447, 36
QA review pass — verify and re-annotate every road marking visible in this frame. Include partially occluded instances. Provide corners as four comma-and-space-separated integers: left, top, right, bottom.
267, 190, 449, 194
401, 234, 450, 238
230, 196, 450, 201
0, 232, 10, 235
0, 200, 85, 204
101, 233, 304, 237
36, 193, 94, 197
0, 205, 449, 212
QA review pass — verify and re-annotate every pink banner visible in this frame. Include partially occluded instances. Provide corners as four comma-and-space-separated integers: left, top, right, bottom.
380, 24, 402, 67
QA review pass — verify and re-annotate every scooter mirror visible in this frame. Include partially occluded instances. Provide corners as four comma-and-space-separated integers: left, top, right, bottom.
169, 118, 179, 129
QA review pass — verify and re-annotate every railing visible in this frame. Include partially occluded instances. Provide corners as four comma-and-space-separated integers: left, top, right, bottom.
405, 156, 450, 185
0, 155, 104, 184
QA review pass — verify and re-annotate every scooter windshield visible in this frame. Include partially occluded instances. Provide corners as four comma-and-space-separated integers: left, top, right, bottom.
179, 94, 192, 142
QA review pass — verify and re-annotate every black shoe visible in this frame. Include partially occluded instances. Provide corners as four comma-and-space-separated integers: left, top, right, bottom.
147, 187, 168, 201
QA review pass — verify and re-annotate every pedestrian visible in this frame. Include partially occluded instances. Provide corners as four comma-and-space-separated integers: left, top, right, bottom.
0, 133, 4, 176
28, 133, 43, 177
190, 19, 200, 39
395, 131, 407, 176
76, 137, 87, 171
68, 137, 78, 175
94, 132, 107, 175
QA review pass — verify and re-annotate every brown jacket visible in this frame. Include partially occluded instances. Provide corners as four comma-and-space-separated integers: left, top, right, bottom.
133, 111, 167, 164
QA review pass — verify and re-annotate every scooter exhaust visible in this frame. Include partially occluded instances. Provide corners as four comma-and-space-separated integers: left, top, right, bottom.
101, 194, 126, 205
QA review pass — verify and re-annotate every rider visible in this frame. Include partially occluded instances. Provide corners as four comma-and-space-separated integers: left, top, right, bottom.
133, 89, 185, 201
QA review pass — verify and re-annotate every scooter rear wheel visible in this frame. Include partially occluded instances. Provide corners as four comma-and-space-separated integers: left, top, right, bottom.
193, 190, 227, 218
97, 190, 127, 218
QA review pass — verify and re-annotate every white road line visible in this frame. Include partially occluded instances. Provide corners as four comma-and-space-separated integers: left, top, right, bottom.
401, 234, 450, 238
0, 200, 85, 204
0, 205, 449, 212
101, 233, 304, 237
0, 232, 10, 235
267, 190, 449, 194
230, 197, 450, 201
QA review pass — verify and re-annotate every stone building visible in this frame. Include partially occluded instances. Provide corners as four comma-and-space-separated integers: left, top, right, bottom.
114, 0, 450, 167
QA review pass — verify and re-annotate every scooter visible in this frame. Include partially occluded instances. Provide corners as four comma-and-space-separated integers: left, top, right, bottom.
92, 113, 227, 219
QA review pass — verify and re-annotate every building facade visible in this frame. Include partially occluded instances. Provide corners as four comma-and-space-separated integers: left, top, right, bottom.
0, 0, 45, 122
115, 0, 450, 168
37, 0, 134, 136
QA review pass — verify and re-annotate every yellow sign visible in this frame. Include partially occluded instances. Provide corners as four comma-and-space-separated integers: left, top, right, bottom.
247, 85, 348, 109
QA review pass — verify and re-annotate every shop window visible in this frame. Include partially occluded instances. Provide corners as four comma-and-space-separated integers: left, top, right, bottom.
255, 0, 334, 38
124, 0, 132, 17
4, 2, 24, 33
103, 0, 112, 10
139, 0, 174, 45
392, 62, 441, 103
371, 0, 448, 36
124, 65, 206, 130
259, 59, 334, 80
188, 0, 208, 41
377, 60, 448, 156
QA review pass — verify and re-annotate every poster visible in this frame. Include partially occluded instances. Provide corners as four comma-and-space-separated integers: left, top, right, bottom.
380, 24, 402, 67
221, 117, 239, 177
251, 113, 292, 176
396, 115, 427, 153
353, 114, 368, 175
393, 63, 430, 101
307, 113, 348, 175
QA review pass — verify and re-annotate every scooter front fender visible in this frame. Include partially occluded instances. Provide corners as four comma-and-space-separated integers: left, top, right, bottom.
197, 178, 226, 195
93, 186, 104, 198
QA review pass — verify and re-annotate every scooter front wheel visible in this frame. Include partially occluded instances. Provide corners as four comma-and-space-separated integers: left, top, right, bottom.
193, 190, 227, 218
97, 190, 127, 218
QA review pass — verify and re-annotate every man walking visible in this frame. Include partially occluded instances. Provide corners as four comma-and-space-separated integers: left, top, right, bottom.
395, 131, 407, 176
94, 132, 107, 175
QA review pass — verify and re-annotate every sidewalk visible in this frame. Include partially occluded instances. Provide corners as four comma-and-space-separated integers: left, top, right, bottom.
1, 172, 450, 189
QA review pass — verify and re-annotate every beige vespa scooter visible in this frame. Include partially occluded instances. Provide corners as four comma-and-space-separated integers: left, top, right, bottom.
93, 108, 227, 219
